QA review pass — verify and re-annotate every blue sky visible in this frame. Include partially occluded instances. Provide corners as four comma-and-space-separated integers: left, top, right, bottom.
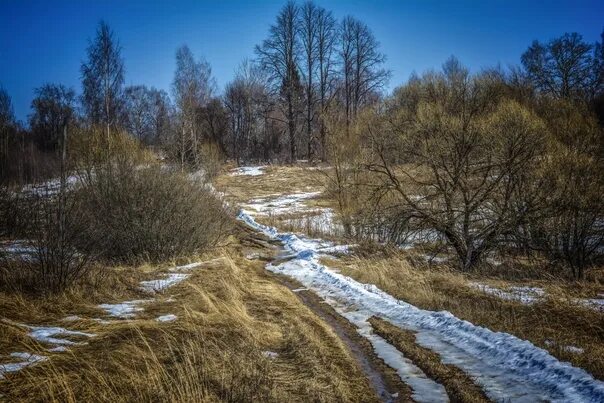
1, 0, 603, 122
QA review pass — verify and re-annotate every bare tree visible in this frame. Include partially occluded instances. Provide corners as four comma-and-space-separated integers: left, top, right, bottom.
521, 32, 601, 101
299, 1, 319, 159
256, 1, 303, 161
225, 61, 272, 163
29, 84, 75, 152
340, 16, 390, 126
315, 6, 338, 159
171, 45, 215, 169
123, 85, 171, 146
0, 87, 15, 182
81, 21, 125, 145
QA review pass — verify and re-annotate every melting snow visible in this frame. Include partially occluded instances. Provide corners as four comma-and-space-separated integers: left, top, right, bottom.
170, 262, 202, 271
156, 314, 177, 322
471, 283, 545, 305
262, 351, 279, 359
28, 325, 95, 346
0, 352, 48, 379
229, 166, 266, 176
48, 346, 69, 353
242, 192, 321, 216
140, 273, 190, 293
574, 298, 604, 312
98, 300, 150, 318
239, 210, 604, 402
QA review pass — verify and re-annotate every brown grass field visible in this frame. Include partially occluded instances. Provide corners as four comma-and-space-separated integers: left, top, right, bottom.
1, 163, 601, 402
0, 228, 378, 402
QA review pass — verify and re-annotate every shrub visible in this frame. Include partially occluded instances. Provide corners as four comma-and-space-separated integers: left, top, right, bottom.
76, 164, 232, 263
1, 183, 95, 294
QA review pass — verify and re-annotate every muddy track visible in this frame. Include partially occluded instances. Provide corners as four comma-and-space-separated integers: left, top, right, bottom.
239, 224, 412, 402
273, 272, 413, 403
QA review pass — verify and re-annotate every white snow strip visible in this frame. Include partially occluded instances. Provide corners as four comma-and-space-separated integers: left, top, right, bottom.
20, 175, 81, 196
564, 346, 585, 354
0, 352, 48, 379
291, 288, 308, 292
98, 300, 150, 318
471, 283, 545, 305
140, 273, 190, 293
48, 346, 69, 352
229, 166, 266, 176
62, 315, 81, 322
574, 298, 604, 312
239, 210, 604, 403
156, 314, 177, 323
28, 325, 95, 346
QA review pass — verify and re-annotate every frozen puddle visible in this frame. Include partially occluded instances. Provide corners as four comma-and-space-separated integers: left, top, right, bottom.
0, 352, 48, 379
239, 210, 604, 402
229, 166, 266, 176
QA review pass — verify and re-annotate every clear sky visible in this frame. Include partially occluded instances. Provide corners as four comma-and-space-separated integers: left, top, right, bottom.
1, 0, 603, 122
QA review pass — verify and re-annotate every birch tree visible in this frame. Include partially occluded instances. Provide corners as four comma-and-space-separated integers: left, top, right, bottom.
81, 21, 125, 145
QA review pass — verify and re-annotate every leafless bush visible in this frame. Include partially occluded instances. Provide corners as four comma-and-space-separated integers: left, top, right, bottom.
3, 185, 95, 294
75, 164, 232, 263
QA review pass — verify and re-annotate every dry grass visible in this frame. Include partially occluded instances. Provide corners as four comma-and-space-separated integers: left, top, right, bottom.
214, 164, 329, 205
323, 252, 604, 381
0, 238, 377, 402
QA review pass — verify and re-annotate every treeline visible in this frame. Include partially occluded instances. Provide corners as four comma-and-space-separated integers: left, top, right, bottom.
0, 1, 390, 184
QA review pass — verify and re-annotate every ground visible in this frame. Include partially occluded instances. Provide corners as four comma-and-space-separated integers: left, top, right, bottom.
1, 163, 603, 402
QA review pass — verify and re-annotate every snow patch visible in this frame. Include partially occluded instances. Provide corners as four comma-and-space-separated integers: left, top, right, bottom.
28, 325, 95, 346
98, 300, 150, 318
48, 346, 69, 353
156, 314, 177, 323
471, 283, 545, 305
262, 351, 279, 359
574, 298, 604, 312
170, 262, 202, 271
229, 166, 266, 176
140, 273, 190, 293
0, 352, 48, 379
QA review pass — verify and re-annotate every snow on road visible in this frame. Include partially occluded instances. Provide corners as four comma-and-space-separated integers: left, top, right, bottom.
238, 195, 604, 402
